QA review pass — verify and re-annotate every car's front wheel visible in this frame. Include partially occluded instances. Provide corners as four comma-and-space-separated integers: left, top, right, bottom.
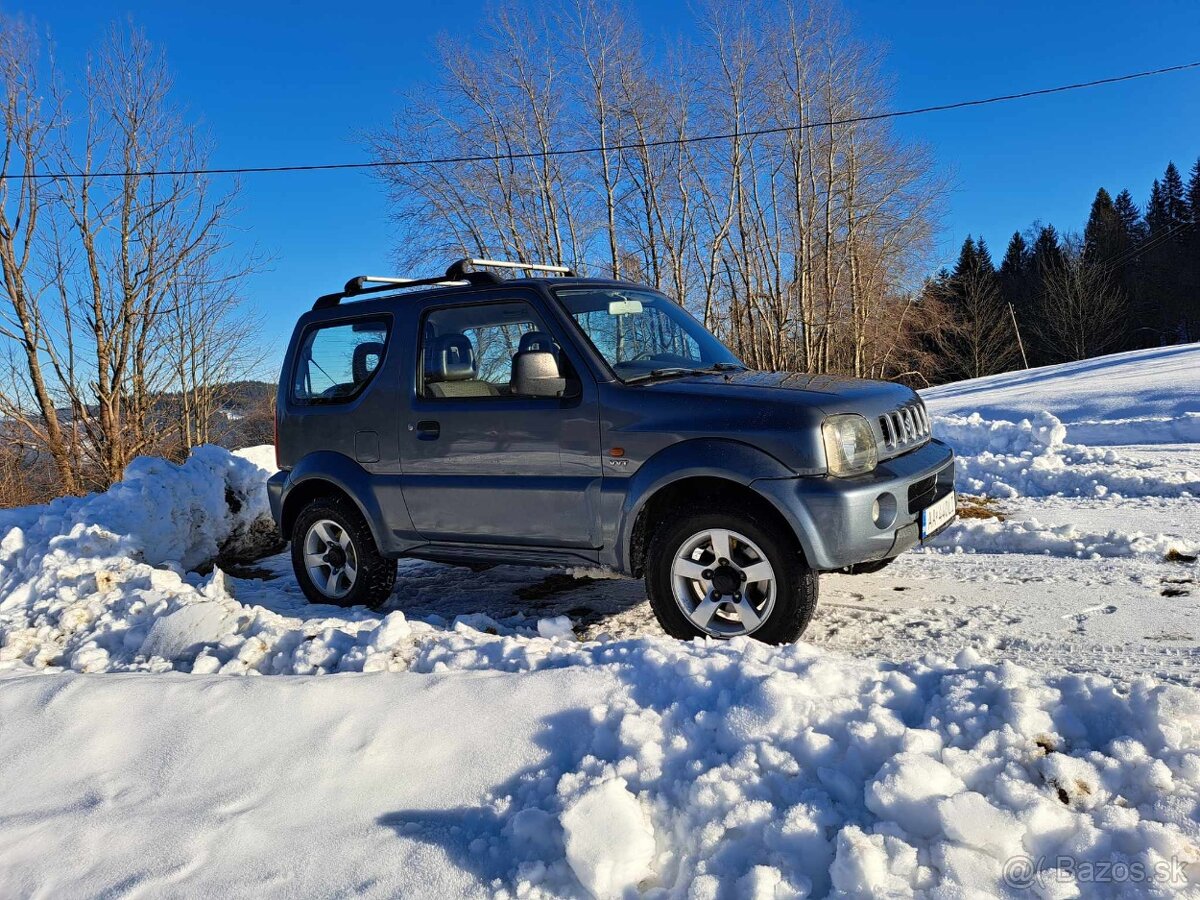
645, 507, 818, 644
291, 496, 397, 609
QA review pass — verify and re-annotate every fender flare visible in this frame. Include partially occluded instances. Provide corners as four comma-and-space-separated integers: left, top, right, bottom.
613, 438, 804, 572
279, 452, 387, 550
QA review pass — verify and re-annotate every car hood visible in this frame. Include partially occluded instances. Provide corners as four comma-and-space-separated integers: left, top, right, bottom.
637, 369, 919, 413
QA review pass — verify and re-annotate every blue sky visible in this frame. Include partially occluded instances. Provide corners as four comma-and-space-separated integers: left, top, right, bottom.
12, 0, 1200, 372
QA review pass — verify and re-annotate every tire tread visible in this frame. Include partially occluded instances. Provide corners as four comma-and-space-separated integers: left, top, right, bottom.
291, 496, 396, 609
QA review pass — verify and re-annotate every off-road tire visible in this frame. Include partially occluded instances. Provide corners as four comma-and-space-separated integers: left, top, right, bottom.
291, 496, 397, 609
645, 505, 818, 644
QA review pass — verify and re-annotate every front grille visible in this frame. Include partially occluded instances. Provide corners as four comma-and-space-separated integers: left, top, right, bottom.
908, 474, 937, 512
879, 401, 930, 453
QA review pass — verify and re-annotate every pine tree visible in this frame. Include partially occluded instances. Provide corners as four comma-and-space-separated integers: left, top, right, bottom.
1184, 159, 1200, 339
1023, 225, 1066, 366
1108, 188, 1146, 336
999, 232, 1029, 279
1143, 164, 1191, 342
1113, 189, 1145, 246
936, 237, 1019, 379
975, 237, 996, 274
1187, 158, 1200, 224
1083, 188, 1122, 262
1162, 162, 1188, 232
1031, 224, 1064, 273
950, 236, 977, 281
998, 232, 1032, 319
996, 232, 1033, 367
1146, 179, 1168, 237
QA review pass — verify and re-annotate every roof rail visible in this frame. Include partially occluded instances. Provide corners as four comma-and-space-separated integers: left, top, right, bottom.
313, 257, 574, 310
313, 271, 492, 310
446, 258, 576, 279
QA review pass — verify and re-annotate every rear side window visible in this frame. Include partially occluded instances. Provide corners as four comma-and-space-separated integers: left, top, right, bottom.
292, 318, 389, 405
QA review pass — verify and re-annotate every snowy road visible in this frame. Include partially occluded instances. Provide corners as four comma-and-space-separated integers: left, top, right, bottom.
2, 343, 1199, 897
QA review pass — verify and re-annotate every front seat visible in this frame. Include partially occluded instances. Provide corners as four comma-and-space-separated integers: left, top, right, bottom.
424, 333, 499, 398
518, 331, 558, 356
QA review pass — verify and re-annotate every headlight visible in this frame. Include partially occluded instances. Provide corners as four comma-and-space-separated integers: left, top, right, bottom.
822, 414, 878, 477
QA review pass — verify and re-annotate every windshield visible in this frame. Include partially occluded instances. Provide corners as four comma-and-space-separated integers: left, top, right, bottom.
554, 287, 743, 382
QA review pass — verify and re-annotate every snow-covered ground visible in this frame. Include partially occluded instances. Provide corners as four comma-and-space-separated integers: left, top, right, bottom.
1, 344, 1199, 897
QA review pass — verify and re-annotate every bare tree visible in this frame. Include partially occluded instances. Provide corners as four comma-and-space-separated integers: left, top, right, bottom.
369, 0, 944, 382
164, 254, 262, 451
932, 267, 1023, 381
0, 16, 80, 493
0, 18, 259, 495
1036, 239, 1128, 363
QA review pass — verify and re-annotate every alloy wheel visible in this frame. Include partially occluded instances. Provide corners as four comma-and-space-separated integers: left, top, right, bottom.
303, 518, 358, 600
670, 528, 776, 637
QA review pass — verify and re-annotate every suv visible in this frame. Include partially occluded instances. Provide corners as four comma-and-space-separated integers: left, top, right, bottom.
268, 259, 955, 644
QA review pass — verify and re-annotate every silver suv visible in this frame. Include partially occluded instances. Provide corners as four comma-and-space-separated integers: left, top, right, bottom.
268, 259, 956, 643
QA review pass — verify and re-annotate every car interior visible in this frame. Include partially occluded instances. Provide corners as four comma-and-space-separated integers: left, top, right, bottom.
424, 329, 562, 398
421, 301, 566, 399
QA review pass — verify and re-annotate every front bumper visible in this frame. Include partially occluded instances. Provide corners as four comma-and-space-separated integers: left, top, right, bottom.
754, 438, 955, 571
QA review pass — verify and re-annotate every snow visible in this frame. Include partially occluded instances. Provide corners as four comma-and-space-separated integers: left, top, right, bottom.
0, 444, 272, 570
922, 343, 1200, 435
538, 614, 578, 640
6, 640, 1200, 897
1, 342, 1199, 896
561, 778, 656, 898
0, 665, 620, 899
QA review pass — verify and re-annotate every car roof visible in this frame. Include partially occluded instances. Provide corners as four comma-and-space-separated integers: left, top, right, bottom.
299, 277, 658, 325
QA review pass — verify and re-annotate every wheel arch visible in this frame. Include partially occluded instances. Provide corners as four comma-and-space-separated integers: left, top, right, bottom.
279, 452, 387, 550
615, 439, 812, 577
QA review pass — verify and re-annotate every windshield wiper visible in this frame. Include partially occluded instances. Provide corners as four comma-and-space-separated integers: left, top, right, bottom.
623, 362, 745, 384
623, 367, 700, 384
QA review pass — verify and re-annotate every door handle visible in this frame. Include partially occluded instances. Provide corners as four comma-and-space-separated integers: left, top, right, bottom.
415, 420, 440, 440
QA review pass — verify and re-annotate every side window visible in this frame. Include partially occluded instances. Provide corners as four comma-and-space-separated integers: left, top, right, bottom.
292, 318, 389, 404
420, 301, 562, 399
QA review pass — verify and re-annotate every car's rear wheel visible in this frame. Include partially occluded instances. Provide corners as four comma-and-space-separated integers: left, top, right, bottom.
291, 496, 396, 609
645, 507, 817, 644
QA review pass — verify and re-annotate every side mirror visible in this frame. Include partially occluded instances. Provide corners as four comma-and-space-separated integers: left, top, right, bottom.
512, 351, 567, 398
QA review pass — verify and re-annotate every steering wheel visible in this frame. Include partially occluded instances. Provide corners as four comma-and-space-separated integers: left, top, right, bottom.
629, 351, 660, 362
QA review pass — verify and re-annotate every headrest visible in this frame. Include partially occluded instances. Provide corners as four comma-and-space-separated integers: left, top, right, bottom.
426, 333, 475, 383
518, 331, 557, 354
352, 341, 385, 384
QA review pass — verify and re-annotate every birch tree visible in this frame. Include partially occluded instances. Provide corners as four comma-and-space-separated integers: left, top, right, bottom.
0, 18, 258, 494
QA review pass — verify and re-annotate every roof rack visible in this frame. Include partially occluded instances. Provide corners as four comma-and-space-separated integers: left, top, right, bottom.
446, 258, 576, 279
313, 257, 575, 310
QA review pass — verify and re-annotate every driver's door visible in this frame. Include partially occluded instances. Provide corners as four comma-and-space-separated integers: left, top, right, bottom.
398, 294, 602, 548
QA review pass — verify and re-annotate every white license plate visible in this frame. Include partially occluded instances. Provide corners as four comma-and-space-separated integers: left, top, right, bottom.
920, 490, 957, 539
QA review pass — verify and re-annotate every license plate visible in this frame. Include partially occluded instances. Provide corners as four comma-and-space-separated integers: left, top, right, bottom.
921, 490, 957, 539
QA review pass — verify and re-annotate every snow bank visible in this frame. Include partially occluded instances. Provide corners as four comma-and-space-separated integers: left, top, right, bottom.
936, 517, 1199, 561
933, 411, 1199, 501
923, 342, 1200, 429
1067, 412, 1200, 448
0, 444, 273, 570
0, 445, 278, 672
4, 642, 1200, 897
928, 409, 1198, 558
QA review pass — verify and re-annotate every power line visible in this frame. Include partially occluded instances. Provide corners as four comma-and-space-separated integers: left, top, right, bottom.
7, 59, 1200, 181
